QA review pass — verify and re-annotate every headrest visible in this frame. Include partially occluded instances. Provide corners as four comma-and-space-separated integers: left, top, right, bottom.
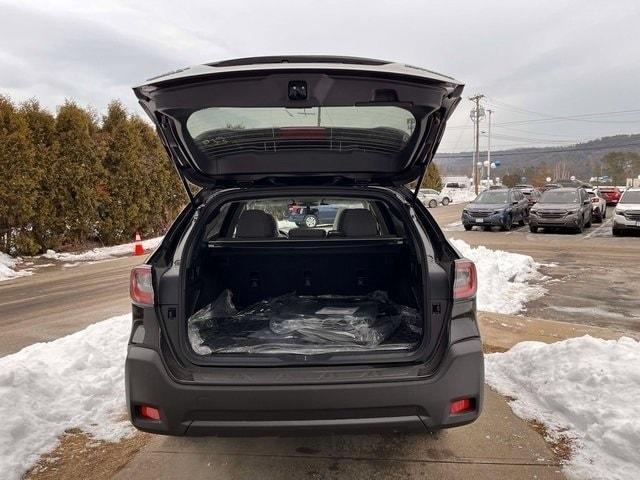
287, 228, 327, 239
235, 210, 278, 238
335, 208, 378, 237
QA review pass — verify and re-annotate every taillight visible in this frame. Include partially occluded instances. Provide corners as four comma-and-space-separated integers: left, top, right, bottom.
136, 405, 161, 421
454, 259, 477, 300
130, 265, 154, 306
450, 398, 475, 415
591, 197, 599, 203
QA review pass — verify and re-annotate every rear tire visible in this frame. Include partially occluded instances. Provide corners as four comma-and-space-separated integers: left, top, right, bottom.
529, 226, 538, 233
303, 215, 318, 228
613, 228, 622, 236
594, 210, 603, 223
428, 199, 438, 208
484, 225, 492, 231
441, 197, 450, 206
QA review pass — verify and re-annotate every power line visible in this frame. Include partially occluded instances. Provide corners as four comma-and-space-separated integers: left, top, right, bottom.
446, 107, 640, 130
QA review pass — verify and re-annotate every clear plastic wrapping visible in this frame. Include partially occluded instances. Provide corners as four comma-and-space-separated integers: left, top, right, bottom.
188, 290, 421, 355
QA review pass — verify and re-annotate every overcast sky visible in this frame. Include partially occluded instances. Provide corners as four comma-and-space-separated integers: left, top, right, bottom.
1, 0, 639, 152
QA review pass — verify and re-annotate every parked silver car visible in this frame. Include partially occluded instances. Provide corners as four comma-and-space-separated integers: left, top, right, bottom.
613, 187, 640, 236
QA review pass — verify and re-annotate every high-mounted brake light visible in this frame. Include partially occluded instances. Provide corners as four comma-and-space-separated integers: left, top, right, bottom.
130, 265, 154, 306
453, 259, 477, 300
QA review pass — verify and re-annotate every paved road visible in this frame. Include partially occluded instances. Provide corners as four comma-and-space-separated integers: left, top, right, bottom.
0, 255, 142, 355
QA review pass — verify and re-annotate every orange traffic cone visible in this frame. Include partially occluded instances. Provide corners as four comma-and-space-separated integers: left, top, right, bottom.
134, 233, 145, 256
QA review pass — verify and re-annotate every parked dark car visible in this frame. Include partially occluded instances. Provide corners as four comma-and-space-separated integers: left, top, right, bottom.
285, 202, 340, 227
126, 56, 483, 437
529, 187, 592, 233
514, 186, 542, 206
598, 186, 622, 205
461, 188, 529, 231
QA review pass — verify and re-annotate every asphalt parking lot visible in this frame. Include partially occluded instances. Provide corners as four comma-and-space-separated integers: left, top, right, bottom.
434, 203, 640, 332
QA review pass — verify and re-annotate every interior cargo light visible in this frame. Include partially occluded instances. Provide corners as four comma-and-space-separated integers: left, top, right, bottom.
137, 405, 161, 421
130, 265, 154, 306
453, 259, 477, 300
449, 398, 474, 415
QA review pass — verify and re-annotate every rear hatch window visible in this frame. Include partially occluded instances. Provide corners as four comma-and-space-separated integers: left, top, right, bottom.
186, 106, 415, 160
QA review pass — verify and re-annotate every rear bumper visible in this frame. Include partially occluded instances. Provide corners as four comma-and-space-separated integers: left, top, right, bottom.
125, 338, 484, 436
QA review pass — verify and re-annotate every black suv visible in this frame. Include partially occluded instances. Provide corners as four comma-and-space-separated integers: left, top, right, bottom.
126, 56, 483, 436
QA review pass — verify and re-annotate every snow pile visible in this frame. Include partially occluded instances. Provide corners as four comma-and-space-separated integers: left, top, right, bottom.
441, 187, 479, 205
450, 238, 545, 314
0, 251, 32, 282
486, 336, 640, 480
42, 236, 163, 262
0, 315, 134, 480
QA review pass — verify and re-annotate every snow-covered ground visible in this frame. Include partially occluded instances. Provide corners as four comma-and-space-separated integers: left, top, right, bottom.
0, 251, 32, 282
486, 336, 640, 480
42, 236, 163, 263
450, 238, 546, 314
0, 314, 134, 480
441, 186, 480, 204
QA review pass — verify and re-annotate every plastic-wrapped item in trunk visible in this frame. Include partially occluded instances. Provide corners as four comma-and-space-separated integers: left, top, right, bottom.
188, 290, 421, 355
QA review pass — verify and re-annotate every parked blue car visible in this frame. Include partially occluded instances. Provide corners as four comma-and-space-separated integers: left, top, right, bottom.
286, 203, 340, 227
461, 188, 530, 231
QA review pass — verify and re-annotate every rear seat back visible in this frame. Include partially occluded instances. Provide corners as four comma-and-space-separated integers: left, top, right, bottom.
335, 208, 379, 237
235, 210, 278, 238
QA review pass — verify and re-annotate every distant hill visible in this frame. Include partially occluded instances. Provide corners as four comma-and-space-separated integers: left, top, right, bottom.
434, 133, 640, 180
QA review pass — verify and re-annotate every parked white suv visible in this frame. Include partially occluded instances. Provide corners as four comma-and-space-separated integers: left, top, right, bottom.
613, 187, 640, 236
418, 189, 451, 208
587, 189, 607, 223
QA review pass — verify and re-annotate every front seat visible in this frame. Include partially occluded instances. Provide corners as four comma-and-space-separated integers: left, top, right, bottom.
334, 208, 379, 237
235, 210, 278, 238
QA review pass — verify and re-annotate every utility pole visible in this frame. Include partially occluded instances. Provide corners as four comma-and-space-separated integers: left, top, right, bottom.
469, 94, 485, 194
486, 109, 492, 185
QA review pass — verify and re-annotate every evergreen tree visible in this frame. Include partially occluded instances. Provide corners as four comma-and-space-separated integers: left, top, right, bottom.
53, 101, 106, 246
0, 96, 39, 254
20, 100, 58, 251
421, 163, 443, 191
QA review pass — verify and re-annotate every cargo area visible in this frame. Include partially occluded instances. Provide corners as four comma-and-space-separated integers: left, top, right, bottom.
182, 195, 428, 360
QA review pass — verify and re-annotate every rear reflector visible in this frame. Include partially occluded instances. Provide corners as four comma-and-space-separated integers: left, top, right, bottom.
453, 259, 477, 300
137, 405, 161, 421
130, 265, 154, 306
450, 398, 474, 415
